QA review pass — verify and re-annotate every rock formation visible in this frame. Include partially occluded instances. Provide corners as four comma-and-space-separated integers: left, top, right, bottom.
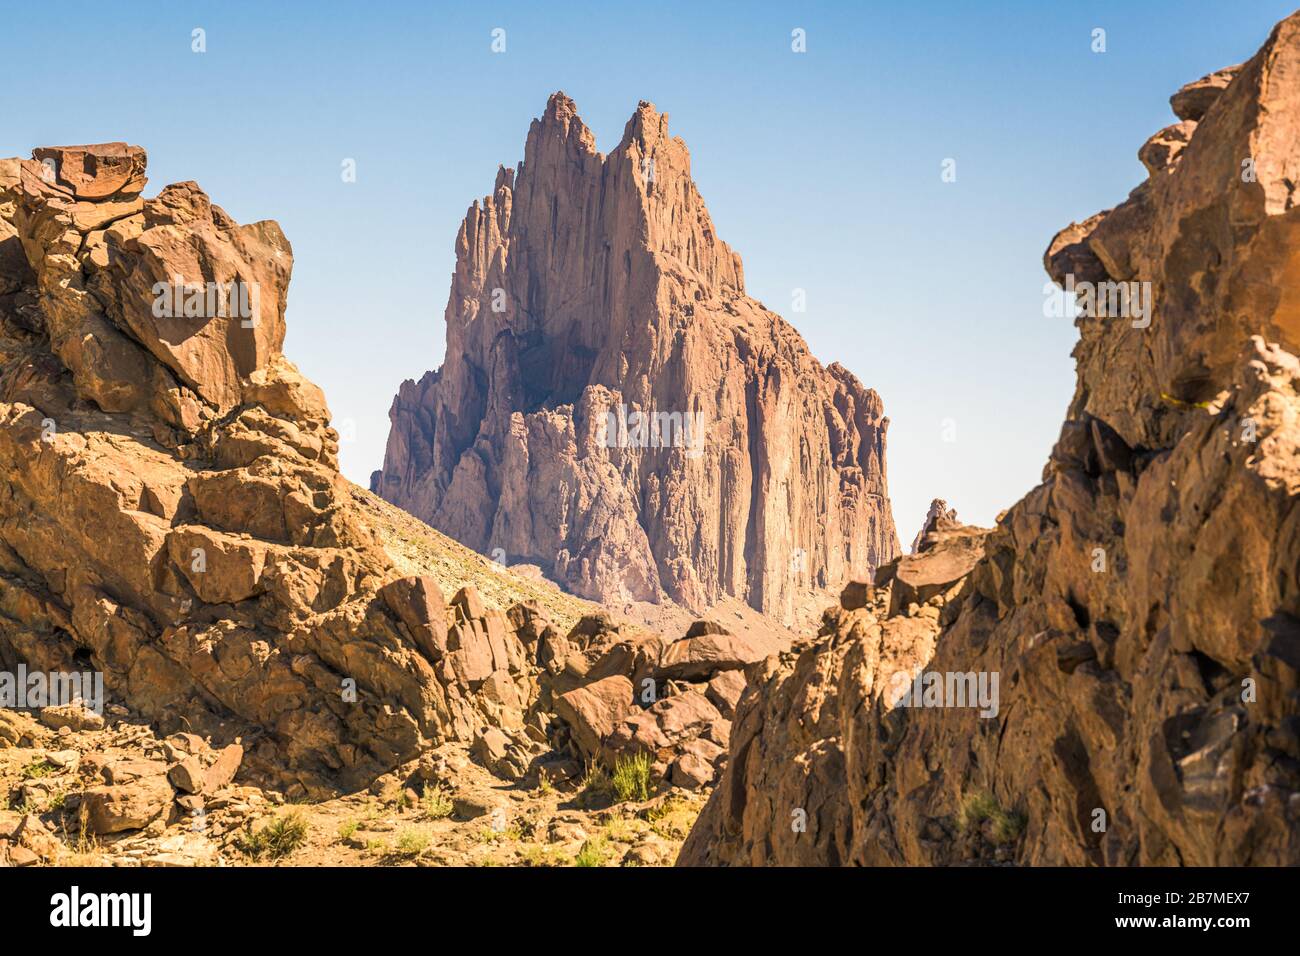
680, 13, 1300, 866
0, 143, 785, 858
538, 614, 782, 792
909, 497, 958, 553
0, 144, 572, 798
373, 93, 899, 622
0, 702, 712, 867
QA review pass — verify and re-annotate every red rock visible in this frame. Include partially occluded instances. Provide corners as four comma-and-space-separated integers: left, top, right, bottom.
683, 13, 1300, 868
202, 744, 243, 793
601, 686, 731, 786
446, 619, 496, 686
81, 774, 172, 834
38, 702, 104, 732
167, 526, 267, 605
380, 575, 449, 661
1138, 121, 1196, 176
1169, 65, 1240, 120
554, 675, 634, 759
31, 143, 147, 199
167, 756, 204, 794
373, 93, 899, 621
7, 845, 38, 866
656, 628, 782, 681
705, 670, 746, 719
0, 141, 541, 796
653, 691, 723, 739
603, 709, 671, 761
881, 524, 987, 615
450, 586, 487, 622
839, 581, 872, 611
669, 752, 716, 790
471, 727, 515, 778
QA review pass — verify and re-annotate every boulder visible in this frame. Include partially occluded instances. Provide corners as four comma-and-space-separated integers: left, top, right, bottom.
81, 774, 172, 834
379, 575, 449, 661
839, 581, 872, 610
602, 690, 730, 785
32, 143, 147, 199
471, 726, 527, 780
168, 526, 268, 605
203, 744, 243, 793
38, 702, 105, 732
554, 675, 634, 759
1169, 65, 1240, 120
705, 670, 746, 719
670, 749, 720, 790
1138, 121, 1196, 175
656, 628, 781, 682
885, 525, 987, 615
167, 756, 205, 794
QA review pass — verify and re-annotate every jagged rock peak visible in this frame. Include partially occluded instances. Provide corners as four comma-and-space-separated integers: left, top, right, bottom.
910, 498, 959, 554
375, 94, 899, 621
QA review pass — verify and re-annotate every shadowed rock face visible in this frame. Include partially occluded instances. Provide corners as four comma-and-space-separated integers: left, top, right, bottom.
680, 14, 1300, 867
0, 145, 544, 796
373, 93, 899, 622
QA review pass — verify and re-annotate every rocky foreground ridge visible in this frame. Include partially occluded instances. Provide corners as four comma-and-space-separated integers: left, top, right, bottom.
373, 93, 899, 622
680, 15, 1300, 866
0, 145, 790, 863
0, 136, 780, 858
0, 146, 545, 797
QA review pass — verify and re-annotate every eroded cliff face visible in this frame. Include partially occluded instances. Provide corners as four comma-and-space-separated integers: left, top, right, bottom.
0, 146, 558, 797
680, 14, 1300, 867
373, 94, 899, 622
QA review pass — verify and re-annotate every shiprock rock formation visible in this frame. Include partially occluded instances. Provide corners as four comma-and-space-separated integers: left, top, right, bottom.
373, 93, 899, 622
680, 14, 1300, 867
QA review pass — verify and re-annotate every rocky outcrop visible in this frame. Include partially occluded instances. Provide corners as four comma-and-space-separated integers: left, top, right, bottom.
0, 144, 554, 797
909, 498, 956, 553
882, 507, 988, 616
373, 93, 899, 622
681, 14, 1300, 867
0, 131, 773, 819
535, 613, 780, 790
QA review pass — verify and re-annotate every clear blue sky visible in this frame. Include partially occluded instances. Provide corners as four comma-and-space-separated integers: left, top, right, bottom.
2, 1, 1294, 544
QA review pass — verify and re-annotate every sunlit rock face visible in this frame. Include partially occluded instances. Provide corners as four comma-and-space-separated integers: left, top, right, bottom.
375, 93, 899, 621
0, 144, 544, 795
